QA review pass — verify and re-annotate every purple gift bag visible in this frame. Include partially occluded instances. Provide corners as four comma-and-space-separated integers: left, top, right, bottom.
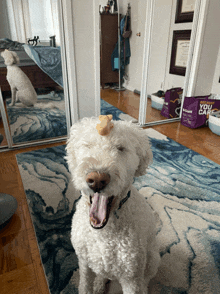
161, 87, 183, 118
181, 95, 220, 128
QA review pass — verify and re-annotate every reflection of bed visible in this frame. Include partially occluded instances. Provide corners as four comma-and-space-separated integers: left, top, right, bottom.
0, 39, 63, 92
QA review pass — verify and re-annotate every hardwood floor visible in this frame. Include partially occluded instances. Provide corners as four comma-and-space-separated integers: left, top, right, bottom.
0, 89, 220, 294
101, 88, 168, 123
0, 141, 65, 294
101, 88, 220, 164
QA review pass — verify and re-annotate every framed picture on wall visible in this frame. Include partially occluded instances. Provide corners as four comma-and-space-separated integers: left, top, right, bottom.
175, 0, 195, 23
169, 30, 191, 76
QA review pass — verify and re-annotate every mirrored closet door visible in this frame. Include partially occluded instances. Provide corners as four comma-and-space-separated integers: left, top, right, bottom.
0, 89, 9, 149
0, 112, 7, 149
141, 0, 196, 126
0, 0, 70, 149
100, 0, 147, 123
98, 0, 198, 126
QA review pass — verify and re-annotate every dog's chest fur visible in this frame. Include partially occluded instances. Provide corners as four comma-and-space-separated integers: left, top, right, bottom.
71, 191, 150, 278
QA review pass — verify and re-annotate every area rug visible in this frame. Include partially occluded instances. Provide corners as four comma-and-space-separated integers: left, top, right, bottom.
16, 128, 220, 294
6, 97, 136, 145
101, 99, 138, 123
6, 90, 67, 144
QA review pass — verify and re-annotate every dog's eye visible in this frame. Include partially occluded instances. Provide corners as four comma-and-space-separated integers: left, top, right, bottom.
117, 146, 125, 152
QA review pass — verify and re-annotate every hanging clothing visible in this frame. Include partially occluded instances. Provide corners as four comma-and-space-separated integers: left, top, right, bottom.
111, 15, 131, 80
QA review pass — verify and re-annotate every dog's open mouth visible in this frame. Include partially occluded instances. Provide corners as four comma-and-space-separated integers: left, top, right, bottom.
89, 193, 114, 229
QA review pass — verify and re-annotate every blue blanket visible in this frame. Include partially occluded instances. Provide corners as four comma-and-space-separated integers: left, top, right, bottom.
0, 38, 63, 87
23, 45, 63, 87
0, 38, 25, 51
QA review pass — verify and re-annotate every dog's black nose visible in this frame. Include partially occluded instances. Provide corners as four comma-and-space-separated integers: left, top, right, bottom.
86, 172, 110, 192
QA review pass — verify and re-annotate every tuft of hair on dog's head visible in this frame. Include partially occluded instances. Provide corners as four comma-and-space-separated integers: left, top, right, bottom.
1, 49, 20, 66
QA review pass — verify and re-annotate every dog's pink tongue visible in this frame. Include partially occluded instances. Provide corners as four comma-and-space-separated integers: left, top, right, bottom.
89, 193, 108, 228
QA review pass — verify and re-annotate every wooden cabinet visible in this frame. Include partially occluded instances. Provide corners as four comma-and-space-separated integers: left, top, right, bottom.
100, 14, 119, 88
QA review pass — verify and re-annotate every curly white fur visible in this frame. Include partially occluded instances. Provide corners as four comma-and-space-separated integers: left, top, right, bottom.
1, 49, 37, 107
66, 117, 160, 294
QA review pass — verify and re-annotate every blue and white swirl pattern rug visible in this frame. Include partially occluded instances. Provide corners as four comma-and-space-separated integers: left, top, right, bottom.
16, 128, 220, 294
6, 90, 67, 144
6, 98, 135, 145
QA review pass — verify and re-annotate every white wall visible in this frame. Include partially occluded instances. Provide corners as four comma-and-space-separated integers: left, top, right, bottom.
193, 0, 220, 96
122, 0, 147, 92
71, 0, 98, 119
211, 46, 220, 94
147, 0, 193, 96
147, 0, 173, 94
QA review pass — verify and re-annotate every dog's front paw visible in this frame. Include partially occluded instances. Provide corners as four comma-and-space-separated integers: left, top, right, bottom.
9, 103, 14, 107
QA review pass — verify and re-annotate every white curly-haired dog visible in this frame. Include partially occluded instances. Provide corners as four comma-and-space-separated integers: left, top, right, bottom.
1, 49, 37, 107
66, 115, 160, 294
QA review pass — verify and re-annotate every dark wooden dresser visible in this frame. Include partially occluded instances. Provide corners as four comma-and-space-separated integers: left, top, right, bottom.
0, 65, 58, 92
100, 13, 119, 88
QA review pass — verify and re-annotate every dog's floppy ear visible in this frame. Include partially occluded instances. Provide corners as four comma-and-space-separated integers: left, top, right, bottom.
11, 51, 20, 64
133, 128, 153, 177
65, 135, 77, 174
65, 120, 83, 174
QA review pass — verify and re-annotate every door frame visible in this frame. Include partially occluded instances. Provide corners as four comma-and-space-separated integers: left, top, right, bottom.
58, 0, 79, 128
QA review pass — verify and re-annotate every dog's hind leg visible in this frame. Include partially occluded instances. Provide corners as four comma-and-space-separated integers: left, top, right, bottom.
17, 90, 35, 107
9, 88, 17, 106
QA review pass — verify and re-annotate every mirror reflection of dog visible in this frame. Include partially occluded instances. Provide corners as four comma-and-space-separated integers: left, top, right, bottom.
1, 49, 37, 107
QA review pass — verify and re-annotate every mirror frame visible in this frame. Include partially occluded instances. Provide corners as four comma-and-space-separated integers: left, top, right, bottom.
0, 87, 13, 148
68, 0, 100, 120
58, 0, 79, 127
